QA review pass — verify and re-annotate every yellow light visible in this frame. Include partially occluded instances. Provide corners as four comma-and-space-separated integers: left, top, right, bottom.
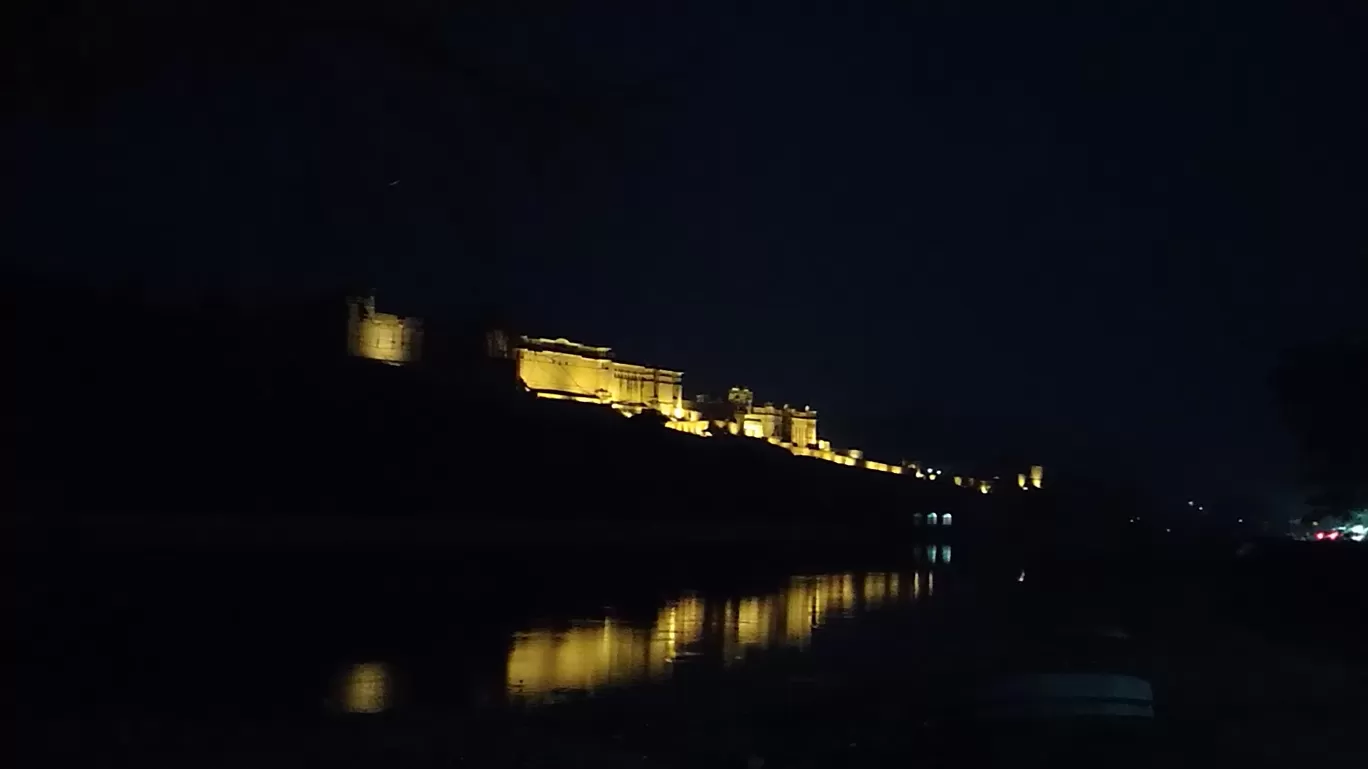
736, 596, 769, 647
864, 573, 887, 608
1017, 473, 1027, 489
342, 662, 391, 713
785, 580, 813, 645
349, 298, 420, 365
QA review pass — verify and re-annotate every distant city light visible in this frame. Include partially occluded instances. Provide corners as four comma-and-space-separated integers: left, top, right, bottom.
1238, 518, 1244, 523
1187, 501, 1194, 506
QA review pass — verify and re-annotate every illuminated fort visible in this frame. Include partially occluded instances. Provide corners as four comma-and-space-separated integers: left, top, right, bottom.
346, 296, 1043, 492
347, 295, 421, 365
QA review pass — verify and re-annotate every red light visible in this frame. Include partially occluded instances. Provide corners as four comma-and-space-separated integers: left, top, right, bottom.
1328, 531, 1341, 540
1315, 532, 1326, 540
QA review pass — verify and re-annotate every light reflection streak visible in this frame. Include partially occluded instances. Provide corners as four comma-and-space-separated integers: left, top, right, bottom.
506, 566, 947, 702
864, 573, 888, 609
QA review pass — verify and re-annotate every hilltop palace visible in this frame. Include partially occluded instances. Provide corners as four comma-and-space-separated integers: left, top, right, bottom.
347, 296, 1042, 494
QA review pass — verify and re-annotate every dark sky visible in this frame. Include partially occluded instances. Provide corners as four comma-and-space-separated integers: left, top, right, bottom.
7, 1, 1367, 504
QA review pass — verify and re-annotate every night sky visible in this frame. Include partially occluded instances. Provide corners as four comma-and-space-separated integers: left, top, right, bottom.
7, 2, 1367, 506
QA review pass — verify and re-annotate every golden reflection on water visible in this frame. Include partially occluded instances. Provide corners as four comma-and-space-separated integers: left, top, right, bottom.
506, 567, 942, 701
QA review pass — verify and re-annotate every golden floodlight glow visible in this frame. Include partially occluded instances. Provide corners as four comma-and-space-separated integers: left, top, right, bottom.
342, 662, 391, 713
1030, 465, 1045, 489
864, 573, 888, 608
348, 297, 421, 365
505, 574, 882, 702
514, 338, 683, 416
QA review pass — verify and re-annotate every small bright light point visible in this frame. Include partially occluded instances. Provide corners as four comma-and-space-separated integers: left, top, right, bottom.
1187, 501, 1194, 506
1315, 531, 1326, 540
1237, 518, 1244, 523
1166, 528, 1172, 533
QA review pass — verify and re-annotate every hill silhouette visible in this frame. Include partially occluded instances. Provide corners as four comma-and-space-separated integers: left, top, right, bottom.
9, 271, 988, 533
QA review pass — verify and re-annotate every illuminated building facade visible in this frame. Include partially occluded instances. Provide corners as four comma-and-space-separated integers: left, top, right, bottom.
515, 337, 683, 412
340, 662, 391, 713
348, 296, 422, 365
342, 300, 1043, 494
512, 336, 710, 435
696, 387, 819, 447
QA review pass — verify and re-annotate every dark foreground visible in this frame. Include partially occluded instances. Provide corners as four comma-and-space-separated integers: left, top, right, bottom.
14, 533, 1368, 769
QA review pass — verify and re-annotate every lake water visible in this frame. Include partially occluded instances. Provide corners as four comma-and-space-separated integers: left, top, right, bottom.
20, 540, 1071, 767
18, 543, 965, 712
23, 531, 1348, 768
